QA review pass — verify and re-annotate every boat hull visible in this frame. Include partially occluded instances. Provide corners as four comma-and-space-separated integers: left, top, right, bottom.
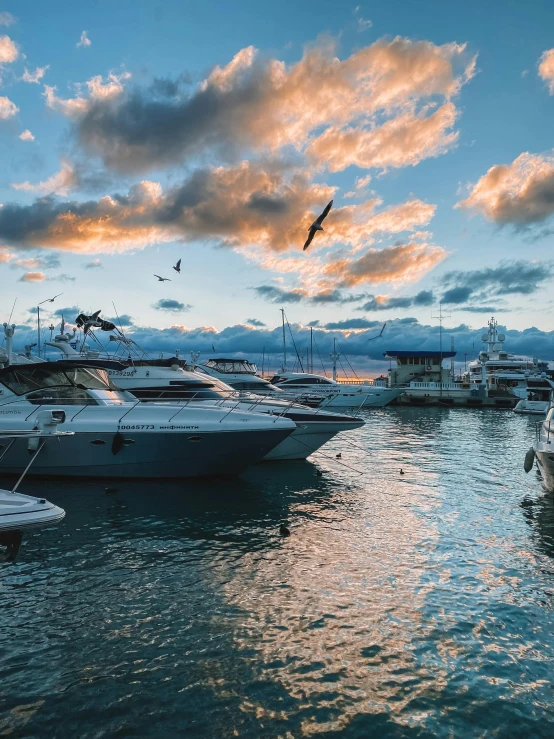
0, 490, 65, 531
263, 415, 364, 460
514, 400, 550, 415
0, 428, 293, 479
535, 444, 554, 492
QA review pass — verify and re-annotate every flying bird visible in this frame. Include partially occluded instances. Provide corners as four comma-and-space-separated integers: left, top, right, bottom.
303, 200, 333, 251
154, 275, 171, 282
173, 259, 181, 275
366, 323, 387, 342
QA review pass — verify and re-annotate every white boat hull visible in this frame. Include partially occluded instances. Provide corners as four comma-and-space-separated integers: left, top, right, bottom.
514, 400, 550, 415
0, 490, 65, 531
0, 427, 293, 478
535, 444, 554, 491
284, 387, 402, 409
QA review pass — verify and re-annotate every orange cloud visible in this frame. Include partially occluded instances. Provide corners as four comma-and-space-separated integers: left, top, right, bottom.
12, 158, 76, 195
456, 151, 554, 225
52, 37, 475, 174
307, 102, 458, 172
19, 271, 45, 282
322, 241, 446, 287
538, 49, 554, 94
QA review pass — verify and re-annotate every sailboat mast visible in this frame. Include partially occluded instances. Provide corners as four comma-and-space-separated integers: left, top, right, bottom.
280, 308, 286, 372
310, 327, 313, 373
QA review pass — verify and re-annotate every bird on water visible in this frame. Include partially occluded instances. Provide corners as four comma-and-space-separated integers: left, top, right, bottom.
279, 523, 290, 537
400, 469, 405, 475
303, 200, 333, 251
336, 453, 342, 458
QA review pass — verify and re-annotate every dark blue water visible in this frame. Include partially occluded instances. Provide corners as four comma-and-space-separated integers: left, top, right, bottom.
1, 407, 554, 738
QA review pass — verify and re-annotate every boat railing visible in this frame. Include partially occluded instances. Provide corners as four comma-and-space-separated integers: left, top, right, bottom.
409, 382, 467, 390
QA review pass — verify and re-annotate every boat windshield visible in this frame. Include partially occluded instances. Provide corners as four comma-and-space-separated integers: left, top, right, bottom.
0, 364, 119, 396
203, 359, 257, 374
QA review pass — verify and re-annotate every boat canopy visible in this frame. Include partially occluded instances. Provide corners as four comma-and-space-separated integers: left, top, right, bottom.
0, 361, 119, 396
203, 359, 258, 374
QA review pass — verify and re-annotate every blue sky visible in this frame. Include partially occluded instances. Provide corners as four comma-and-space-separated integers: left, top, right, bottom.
1, 0, 554, 369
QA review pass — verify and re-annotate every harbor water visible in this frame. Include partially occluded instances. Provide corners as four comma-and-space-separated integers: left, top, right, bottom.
1, 407, 554, 737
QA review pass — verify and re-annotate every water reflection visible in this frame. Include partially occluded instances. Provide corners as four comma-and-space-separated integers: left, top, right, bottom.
1, 408, 554, 737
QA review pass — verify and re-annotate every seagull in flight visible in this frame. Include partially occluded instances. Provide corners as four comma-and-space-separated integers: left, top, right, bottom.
173, 259, 181, 275
366, 323, 387, 342
154, 275, 171, 282
303, 200, 333, 251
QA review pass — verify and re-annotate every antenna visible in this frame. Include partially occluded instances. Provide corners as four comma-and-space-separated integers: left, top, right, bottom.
431, 302, 450, 392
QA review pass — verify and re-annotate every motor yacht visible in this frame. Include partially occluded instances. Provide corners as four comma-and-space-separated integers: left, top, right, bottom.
464, 317, 549, 385
268, 371, 403, 408
42, 325, 364, 460
514, 376, 554, 415
0, 362, 296, 478
527, 404, 554, 491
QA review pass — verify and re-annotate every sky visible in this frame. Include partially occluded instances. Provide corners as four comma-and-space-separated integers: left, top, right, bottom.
1, 0, 554, 373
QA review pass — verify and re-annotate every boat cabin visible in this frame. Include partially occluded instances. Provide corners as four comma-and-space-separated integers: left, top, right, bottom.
0, 362, 134, 405
202, 358, 258, 375
385, 350, 456, 387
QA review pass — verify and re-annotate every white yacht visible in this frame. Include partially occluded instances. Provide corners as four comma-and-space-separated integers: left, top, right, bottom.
0, 362, 296, 478
527, 404, 554, 491
268, 371, 402, 408
514, 376, 554, 415
197, 358, 280, 394
465, 317, 549, 387
44, 326, 365, 461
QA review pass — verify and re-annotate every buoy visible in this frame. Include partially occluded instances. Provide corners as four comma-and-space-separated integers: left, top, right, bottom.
400, 469, 405, 475
336, 453, 342, 459
279, 523, 290, 537
524, 447, 535, 473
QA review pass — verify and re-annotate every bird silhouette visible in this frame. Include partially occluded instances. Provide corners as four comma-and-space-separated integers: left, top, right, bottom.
336, 453, 342, 458
154, 275, 171, 282
400, 469, 405, 475
173, 259, 181, 274
279, 523, 290, 537
303, 200, 333, 251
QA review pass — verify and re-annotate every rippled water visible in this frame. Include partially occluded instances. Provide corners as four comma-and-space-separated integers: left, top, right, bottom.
1, 407, 554, 738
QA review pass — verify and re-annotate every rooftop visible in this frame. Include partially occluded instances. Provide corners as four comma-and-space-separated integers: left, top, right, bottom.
384, 350, 457, 358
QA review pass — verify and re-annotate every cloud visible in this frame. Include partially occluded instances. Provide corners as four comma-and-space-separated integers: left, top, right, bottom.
152, 299, 193, 312
41, 317, 552, 374
12, 158, 76, 195
323, 241, 446, 287
440, 261, 553, 306
50, 36, 475, 174
539, 48, 554, 94
456, 151, 554, 227
0, 35, 18, 63
22, 65, 49, 84
84, 258, 102, 269
19, 271, 45, 282
253, 284, 370, 305
0, 95, 18, 119
358, 289, 435, 311
103, 313, 133, 326
19, 129, 34, 141
324, 318, 381, 329
77, 30, 91, 48
11, 253, 61, 270
43, 71, 131, 118
0, 248, 14, 263
0, 162, 435, 255
245, 317, 266, 326
307, 102, 459, 173
0, 12, 16, 26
